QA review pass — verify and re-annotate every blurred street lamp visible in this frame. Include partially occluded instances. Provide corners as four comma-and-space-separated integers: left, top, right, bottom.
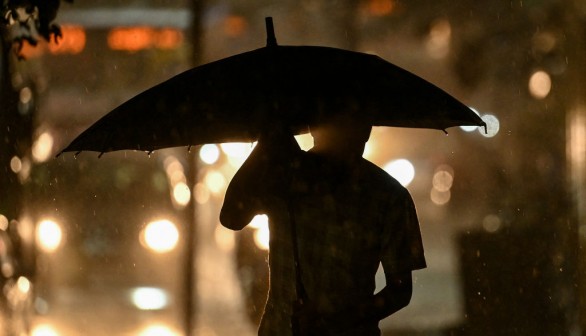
35, 219, 63, 253
141, 219, 179, 253
199, 144, 220, 164
130, 287, 169, 310
138, 324, 180, 336
32, 131, 54, 163
250, 215, 270, 251
528, 70, 552, 99
383, 158, 415, 186
31, 323, 59, 336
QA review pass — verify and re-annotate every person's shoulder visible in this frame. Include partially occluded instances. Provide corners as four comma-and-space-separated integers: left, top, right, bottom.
359, 159, 409, 193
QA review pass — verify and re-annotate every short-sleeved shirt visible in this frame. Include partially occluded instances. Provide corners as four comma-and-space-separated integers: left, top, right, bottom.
256, 150, 426, 336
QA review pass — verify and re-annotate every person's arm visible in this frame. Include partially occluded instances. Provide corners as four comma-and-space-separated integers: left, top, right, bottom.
355, 270, 413, 321
220, 141, 273, 230
297, 271, 412, 333
220, 130, 301, 230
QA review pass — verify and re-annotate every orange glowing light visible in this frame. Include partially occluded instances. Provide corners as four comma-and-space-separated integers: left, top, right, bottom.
17, 40, 45, 59
48, 25, 86, 55
223, 15, 248, 37
366, 0, 395, 16
108, 27, 154, 52
108, 27, 184, 52
155, 28, 184, 49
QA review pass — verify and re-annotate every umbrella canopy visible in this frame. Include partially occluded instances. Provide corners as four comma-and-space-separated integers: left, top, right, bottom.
59, 17, 485, 156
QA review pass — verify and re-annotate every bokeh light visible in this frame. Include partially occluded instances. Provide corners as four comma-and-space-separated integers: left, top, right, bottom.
430, 188, 451, 205
17, 276, 31, 294
204, 171, 227, 194
528, 70, 552, 99
36, 219, 63, 253
19, 86, 32, 104
215, 225, 236, 252
430, 164, 455, 205
10, 156, 22, 173
383, 159, 415, 187
365, 0, 395, 16
141, 219, 179, 253
194, 182, 210, 204
426, 19, 451, 59
48, 25, 87, 54
483, 214, 502, 233
460, 108, 481, 132
432, 167, 454, 192
138, 324, 179, 336
32, 131, 54, 163
0, 214, 8, 231
480, 114, 500, 138
248, 214, 268, 229
254, 223, 270, 251
199, 144, 221, 165
130, 287, 169, 310
172, 182, 191, 207
363, 141, 376, 161
220, 142, 255, 167
31, 323, 59, 336
245, 215, 271, 250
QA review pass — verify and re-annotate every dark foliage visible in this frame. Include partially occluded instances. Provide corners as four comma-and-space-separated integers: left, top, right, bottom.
1, 0, 73, 58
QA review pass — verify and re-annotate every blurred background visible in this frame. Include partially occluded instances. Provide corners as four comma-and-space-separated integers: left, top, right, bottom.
1, 0, 585, 335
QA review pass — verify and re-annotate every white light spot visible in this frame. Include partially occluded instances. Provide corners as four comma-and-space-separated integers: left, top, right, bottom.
249, 214, 268, 229
141, 220, 179, 253
36, 219, 63, 253
204, 171, 227, 194
479, 114, 500, 138
130, 287, 169, 310
31, 324, 59, 336
254, 223, 270, 251
172, 182, 191, 207
220, 142, 255, 167
32, 132, 54, 163
460, 108, 481, 132
383, 159, 415, 186
199, 144, 220, 165
138, 324, 179, 336
17, 276, 31, 294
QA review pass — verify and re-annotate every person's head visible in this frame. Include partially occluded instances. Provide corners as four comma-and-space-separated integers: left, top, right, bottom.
309, 110, 372, 161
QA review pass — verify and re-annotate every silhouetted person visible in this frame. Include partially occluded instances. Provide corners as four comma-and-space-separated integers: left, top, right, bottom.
220, 113, 426, 336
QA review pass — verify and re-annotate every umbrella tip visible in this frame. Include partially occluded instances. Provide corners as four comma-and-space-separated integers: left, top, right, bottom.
265, 17, 277, 47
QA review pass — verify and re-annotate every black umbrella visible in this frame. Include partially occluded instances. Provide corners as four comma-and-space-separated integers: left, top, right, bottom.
58, 17, 485, 156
